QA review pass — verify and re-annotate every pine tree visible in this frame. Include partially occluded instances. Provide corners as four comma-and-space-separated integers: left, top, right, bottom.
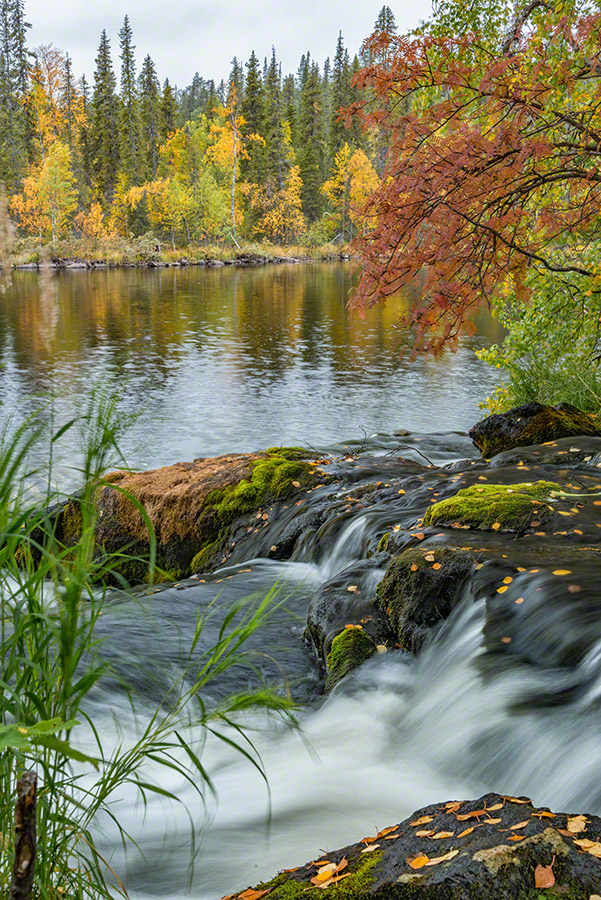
228, 56, 244, 103
78, 74, 93, 192
140, 54, 161, 178
119, 15, 144, 185
90, 29, 120, 201
298, 61, 324, 221
281, 73, 297, 147
0, 0, 30, 189
160, 77, 177, 139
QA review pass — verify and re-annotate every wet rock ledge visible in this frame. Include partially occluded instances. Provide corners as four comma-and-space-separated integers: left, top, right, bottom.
226, 793, 601, 899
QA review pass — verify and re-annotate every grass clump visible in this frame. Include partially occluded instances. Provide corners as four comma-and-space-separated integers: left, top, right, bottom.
0, 391, 296, 899
422, 481, 561, 532
325, 628, 377, 692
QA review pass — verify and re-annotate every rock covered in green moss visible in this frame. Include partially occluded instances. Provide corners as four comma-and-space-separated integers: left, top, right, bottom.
422, 481, 560, 533
51, 448, 325, 584
377, 546, 475, 651
470, 401, 601, 458
230, 792, 601, 899
325, 627, 377, 692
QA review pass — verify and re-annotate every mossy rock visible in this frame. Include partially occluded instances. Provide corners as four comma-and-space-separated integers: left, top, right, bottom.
43, 450, 326, 584
377, 546, 475, 651
422, 481, 560, 533
469, 401, 601, 458
231, 792, 601, 899
325, 628, 377, 692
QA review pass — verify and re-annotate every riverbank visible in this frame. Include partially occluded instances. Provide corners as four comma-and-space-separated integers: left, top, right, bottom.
4, 237, 351, 271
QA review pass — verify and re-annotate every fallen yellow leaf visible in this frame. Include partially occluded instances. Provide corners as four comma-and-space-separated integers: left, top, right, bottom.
407, 854, 430, 870
411, 816, 434, 826
425, 849, 460, 866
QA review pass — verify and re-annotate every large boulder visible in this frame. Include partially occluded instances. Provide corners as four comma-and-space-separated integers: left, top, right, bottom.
470, 401, 601, 458
53, 448, 325, 582
376, 547, 476, 651
230, 792, 601, 899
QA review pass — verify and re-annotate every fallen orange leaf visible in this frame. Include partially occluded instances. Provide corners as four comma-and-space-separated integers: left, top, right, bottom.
458, 827, 475, 837
407, 854, 430, 870
502, 796, 531, 805
411, 816, 434, 826
508, 835, 526, 842
534, 857, 555, 889
238, 891, 269, 900
431, 831, 454, 839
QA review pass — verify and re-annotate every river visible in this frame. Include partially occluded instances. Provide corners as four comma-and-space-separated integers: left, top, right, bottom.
6, 263, 595, 899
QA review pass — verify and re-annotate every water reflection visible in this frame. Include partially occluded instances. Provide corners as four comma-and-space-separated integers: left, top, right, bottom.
0, 263, 504, 474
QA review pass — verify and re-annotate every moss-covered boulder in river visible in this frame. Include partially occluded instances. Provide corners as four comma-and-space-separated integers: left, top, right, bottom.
469, 401, 601, 458
377, 546, 476, 652
229, 792, 601, 899
56, 448, 327, 582
422, 481, 561, 533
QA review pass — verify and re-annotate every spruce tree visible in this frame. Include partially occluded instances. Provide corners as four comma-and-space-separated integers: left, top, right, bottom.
78, 74, 93, 191
119, 15, 144, 185
90, 29, 120, 201
281, 73, 297, 147
160, 77, 177, 139
263, 48, 286, 188
240, 50, 264, 182
298, 61, 324, 221
63, 53, 74, 150
374, 5, 397, 33
140, 54, 161, 178
0, 0, 30, 189
330, 32, 351, 159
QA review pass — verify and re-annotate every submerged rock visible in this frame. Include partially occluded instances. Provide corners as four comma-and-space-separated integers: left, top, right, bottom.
232, 792, 601, 899
470, 401, 601, 458
422, 481, 561, 533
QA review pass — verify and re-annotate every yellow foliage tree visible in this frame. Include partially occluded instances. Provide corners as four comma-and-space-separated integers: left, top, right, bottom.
11, 142, 78, 244
322, 144, 379, 240
128, 177, 194, 249
241, 165, 305, 243
207, 86, 247, 235
75, 202, 108, 246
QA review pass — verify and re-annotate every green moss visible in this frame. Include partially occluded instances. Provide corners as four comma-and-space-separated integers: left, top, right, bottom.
422, 481, 561, 532
471, 402, 601, 457
215, 456, 314, 524
254, 848, 381, 900
325, 628, 377, 692
191, 542, 219, 574
61, 499, 83, 545
266, 446, 313, 461
377, 532, 391, 552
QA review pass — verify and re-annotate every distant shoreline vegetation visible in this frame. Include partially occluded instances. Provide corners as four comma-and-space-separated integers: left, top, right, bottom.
0, 2, 397, 253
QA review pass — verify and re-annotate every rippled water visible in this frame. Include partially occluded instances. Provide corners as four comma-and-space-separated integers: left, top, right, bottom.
0, 263, 503, 479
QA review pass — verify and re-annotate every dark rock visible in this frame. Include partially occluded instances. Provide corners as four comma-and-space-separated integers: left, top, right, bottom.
236, 792, 601, 898
469, 402, 601, 458
377, 547, 476, 651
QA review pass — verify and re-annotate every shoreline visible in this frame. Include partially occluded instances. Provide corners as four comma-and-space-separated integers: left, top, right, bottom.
7, 248, 352, 273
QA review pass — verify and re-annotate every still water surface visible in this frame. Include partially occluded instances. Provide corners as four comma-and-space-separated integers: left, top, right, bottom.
0, 263, 503, 474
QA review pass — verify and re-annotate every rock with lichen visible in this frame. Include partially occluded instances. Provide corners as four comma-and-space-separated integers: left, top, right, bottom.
470, 401, 601, 458
228, 792, 601, 899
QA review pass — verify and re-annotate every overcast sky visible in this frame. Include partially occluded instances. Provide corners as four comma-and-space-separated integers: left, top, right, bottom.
26, 0, 433, 88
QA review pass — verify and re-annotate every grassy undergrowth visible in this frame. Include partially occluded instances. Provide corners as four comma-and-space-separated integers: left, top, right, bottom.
0, 392, 295, 898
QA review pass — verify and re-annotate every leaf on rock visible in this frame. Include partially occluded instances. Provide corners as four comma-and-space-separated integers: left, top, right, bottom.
238, 890, 270, 900
531, 811, 555, 819
411, 816, 435, 826
458, 827, 476, 837
431, 831, 455, 839
502, 796, 531, 805
411, 564, 419, 572
492, 522, 501, 531
553, 570, 572, 576
425, 553, 435, 562
407, 854, 430, 869
487, 803, 504, 812
425, 849, 460, 866
567, 815, 588, 833
347, 585, 359, 593
456, 808, 486, 821
534, 857, 555, 889
361, 844, 381, 853
416, 829, 436, 837
482, 817, 502, 825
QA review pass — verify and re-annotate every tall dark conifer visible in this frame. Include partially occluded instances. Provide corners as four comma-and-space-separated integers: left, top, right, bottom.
90, 29, 120, 200
140, 54, 161, 178
240, 50, 264, 182
119, 15, 144, 185
160, 77, 177, 139
330, 32, 351, 158
263, 48, 286, 187
298, 61, 324, 220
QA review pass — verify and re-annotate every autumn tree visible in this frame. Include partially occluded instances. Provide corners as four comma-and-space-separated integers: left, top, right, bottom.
351, 0, 601, 355
11, 141, 77, 243
323, 143, 379, 240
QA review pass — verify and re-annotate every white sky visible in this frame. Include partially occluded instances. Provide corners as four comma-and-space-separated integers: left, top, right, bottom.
27, 0, 433, 88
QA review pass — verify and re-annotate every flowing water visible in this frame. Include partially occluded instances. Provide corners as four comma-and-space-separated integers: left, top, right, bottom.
3, 264, 599, 898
